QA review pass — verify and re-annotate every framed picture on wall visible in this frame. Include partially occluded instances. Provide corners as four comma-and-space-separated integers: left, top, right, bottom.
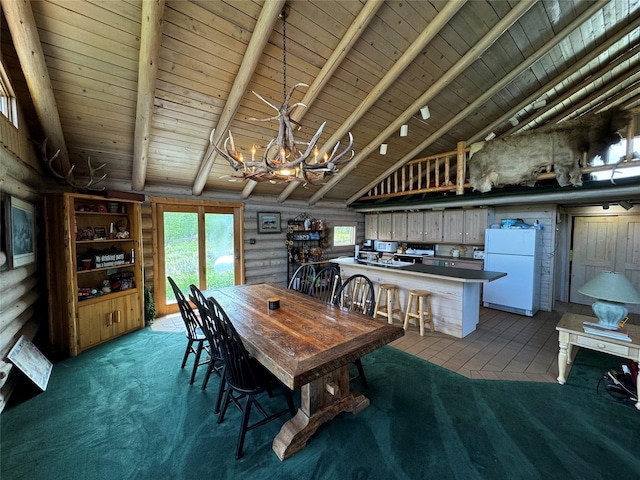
4, 195, 37, 269
257, 212, 281, 234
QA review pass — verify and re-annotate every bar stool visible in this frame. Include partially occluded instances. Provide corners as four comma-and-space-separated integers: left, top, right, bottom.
403, 290, 435, 336
374, 284, 404, 325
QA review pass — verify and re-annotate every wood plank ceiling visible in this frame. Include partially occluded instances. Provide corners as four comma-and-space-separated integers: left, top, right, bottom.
2, 0, 639, 206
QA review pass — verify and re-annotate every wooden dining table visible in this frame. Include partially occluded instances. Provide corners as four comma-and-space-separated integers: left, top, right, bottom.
204, 283, 404, 460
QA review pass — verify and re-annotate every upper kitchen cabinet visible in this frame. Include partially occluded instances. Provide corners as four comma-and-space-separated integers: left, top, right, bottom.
392, 212, 408, 241
463, 208, 488, 245
378, 213, 392, 240
423, 211, 443, 243
407, 211, 425, 242
409, 211, 442, 243
442, 209, 487, 244
365, 213, 378, 239
442, 210, 465, 243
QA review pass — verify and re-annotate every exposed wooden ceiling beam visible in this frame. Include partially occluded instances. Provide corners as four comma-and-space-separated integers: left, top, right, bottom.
191, 0, 285, 196
1, 0, 72, 174
131, 0, 165, 192
467, 13, 640, 144
276, 0, 466, 203
241, 0, 384, 200
345, 0, 609, 205
310, 0, 536, 206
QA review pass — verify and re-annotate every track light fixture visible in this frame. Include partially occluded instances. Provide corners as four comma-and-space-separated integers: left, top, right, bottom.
619, 200, 633, 210
420, 105, 430, 120
400, 125, 408, 137
379, 143, 388, 155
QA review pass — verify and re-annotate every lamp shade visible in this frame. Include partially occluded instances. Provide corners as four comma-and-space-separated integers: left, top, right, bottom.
578, 271, 640, 304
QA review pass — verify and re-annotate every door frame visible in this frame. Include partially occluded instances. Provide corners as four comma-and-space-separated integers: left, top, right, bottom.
150, 197, 244, 316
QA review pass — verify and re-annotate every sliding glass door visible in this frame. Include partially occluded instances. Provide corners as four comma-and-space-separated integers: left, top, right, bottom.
152, 200, 244, 315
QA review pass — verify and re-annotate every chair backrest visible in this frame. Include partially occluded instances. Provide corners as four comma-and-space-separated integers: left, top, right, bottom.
206, 295, 260, 392
189, 284, 222, 358
167, 276, 202, 338
310, 266, 342, 304
287, 264, 316, 295
335, 274, 376, 316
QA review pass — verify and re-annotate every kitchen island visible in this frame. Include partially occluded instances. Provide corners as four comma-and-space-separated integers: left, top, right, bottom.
332, 257, 506, 338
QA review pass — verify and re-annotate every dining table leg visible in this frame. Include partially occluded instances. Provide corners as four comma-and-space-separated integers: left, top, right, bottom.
272, 364, 370, 460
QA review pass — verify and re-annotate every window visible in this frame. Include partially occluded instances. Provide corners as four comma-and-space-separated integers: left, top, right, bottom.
0, 59, 18, 127
591, 136, 640, 181
333, 223, 356, 247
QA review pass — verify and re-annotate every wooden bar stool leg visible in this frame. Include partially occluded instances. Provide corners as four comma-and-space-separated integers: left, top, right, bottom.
374, 287, 384, 320
386, 288, 393, 324
418, 295, 425, 336
393, 287, 403, 325
403, 293, 414, 331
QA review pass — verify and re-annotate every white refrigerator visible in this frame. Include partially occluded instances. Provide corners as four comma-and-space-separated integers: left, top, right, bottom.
482, 229, 542, 316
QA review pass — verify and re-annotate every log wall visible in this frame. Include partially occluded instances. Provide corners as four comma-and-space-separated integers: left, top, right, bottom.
0, 111, 46, 412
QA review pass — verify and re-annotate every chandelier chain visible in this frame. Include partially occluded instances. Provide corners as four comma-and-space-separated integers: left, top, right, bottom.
282, 9, 287, 105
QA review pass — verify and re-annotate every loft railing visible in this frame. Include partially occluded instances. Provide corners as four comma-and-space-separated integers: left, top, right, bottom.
363, 142, 469, 201
361, 140, 640, 202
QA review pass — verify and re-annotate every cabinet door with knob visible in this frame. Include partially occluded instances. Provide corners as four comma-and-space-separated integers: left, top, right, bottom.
423, 211, 443, 243
407, 212, 425, 242
442, 210, 464, 243
463, 209, 487, 244
77, 293, 141, 351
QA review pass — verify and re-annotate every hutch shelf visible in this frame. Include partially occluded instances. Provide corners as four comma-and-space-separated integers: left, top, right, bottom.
45, 192, 144, 356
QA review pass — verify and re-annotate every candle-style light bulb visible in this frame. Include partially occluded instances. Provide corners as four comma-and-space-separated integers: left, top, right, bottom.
251, 145, 256, 162
314, 147, 319, 164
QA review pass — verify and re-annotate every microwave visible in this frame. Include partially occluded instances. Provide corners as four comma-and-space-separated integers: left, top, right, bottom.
374, 241, 399, 253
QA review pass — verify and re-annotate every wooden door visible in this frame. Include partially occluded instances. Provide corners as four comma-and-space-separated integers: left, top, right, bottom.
570, 217, 617, 305
111, 293, 142, 337
615, 216, 640, 314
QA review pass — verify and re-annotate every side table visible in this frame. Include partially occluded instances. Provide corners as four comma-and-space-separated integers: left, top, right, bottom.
556, 312, 640, 410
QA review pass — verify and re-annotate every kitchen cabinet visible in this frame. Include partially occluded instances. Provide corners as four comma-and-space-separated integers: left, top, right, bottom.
463, 209, 488, 245
423, 211, 443, 243
365, 214, 378, 239
45, 192, 144, 356
407, 212, 425, 242
377, 213, 392, 240
442, 209, 487, 245
392, 212, 407, 241
442, 210, 464, 243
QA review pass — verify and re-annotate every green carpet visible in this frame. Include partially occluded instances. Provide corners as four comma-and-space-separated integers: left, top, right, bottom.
2, 328, 639, 480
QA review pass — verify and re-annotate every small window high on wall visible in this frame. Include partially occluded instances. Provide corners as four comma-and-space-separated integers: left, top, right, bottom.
0, 59, 18, 127
333, 223, 356, 247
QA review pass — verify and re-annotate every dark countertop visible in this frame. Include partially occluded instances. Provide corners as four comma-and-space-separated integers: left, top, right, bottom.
400, 263, 505, 282
333, 257, 505, 283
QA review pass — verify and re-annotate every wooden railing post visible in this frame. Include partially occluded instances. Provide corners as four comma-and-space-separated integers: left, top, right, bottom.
456, 141, 466, 195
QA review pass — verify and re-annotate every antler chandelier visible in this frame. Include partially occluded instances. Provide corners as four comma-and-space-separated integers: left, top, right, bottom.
210, 6, 354, 185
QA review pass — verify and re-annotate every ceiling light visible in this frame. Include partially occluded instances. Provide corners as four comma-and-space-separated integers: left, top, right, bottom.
619, 200, 633, 210
209, 6, 354, 184
532, 100, 546, 109
420, 105, 430, 120
485, 132, 496, 141
602, 202, 610, 210
379, 143, 388, 155
509, 116, 519, 126
400, 125, 408, 137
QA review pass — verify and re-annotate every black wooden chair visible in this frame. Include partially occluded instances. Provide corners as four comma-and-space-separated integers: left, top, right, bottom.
310, 265, 342, 304
287, 264, 316, 295
335, 274, 377, 388
167, 276, 209, 385
189, 285, 226, 414
207, 295, 296, 459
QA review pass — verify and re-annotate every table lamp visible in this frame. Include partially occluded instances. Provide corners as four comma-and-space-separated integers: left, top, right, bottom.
578, 271, 640, 328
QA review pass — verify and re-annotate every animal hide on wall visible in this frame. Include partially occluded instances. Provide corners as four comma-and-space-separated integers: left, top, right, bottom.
468, 108, 630, 193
